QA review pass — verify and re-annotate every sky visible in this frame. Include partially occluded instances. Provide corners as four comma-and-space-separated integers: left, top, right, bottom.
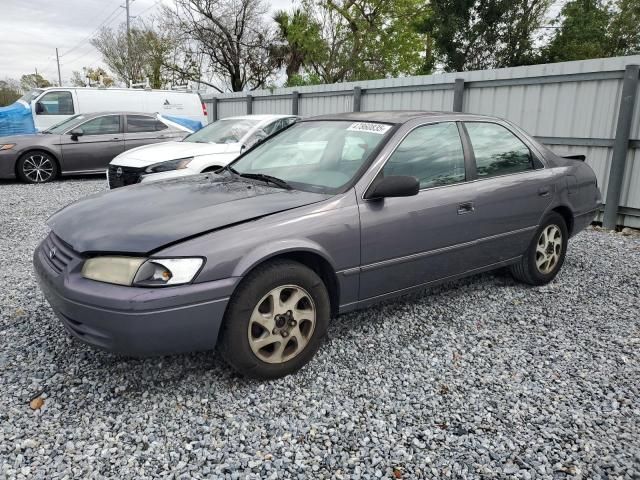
0, 0, 295, 85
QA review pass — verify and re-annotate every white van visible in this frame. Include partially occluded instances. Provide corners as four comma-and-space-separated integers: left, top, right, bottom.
20, 87, 208, 131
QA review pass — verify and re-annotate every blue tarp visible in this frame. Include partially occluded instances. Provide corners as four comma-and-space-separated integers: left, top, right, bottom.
0, 101, 36, 136
160, 114, 203, 132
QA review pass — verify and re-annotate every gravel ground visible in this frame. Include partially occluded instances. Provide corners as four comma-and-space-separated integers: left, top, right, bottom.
0, 178, 638, 480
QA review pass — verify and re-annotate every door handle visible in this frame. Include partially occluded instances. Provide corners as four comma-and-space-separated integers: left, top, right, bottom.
457, 201, 475, 215
538, 186, 551, 197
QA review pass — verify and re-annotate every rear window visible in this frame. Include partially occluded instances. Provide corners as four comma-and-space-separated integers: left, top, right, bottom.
127, 115, 168, 132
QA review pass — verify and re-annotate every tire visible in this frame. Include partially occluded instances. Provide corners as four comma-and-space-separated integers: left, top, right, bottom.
218, 260, 330, 379
510, 211, 569, 286
17, 151, 58, 184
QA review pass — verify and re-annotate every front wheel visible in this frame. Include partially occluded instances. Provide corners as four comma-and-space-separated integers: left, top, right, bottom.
510, 211, 569, 285
17, 151, 58, 183
218, 260, 330, 379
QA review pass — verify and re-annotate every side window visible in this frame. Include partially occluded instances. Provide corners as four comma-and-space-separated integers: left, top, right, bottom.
37, 91, 74, 115
465, 122, 533, 178
383, 122, 466, 189
263, 119, 284, 136
77, 115, 120, 135
127, 115, 161, 133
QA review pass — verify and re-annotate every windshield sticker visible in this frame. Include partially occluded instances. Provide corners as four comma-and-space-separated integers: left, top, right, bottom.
347, 122, 391, 134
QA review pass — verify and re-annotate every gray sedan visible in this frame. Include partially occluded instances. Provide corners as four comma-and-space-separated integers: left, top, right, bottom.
0, 112, 185, 183
33, 111, 601, 379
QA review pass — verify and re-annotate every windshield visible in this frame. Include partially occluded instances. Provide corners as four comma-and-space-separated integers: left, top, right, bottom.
18, 89, 43, 105
229, 120, 393, 193
44, 114, 86, 134
184, 118, 260, 144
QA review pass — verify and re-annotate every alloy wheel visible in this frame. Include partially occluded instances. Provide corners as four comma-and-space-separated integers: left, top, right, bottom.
535, 224, 562, 274
22, 154, 54, 183
247, 285, 316, 364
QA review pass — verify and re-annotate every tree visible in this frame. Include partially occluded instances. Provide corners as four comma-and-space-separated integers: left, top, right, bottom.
604, 0, 640, 55
542, 0, 611, 63
91, 21, 180, 88
71, 67, 115, 87
0, 78, 22, 106
20, 73, 52, 91
167, 0, 278, 92
271, 9, 325, 85
418, 0, 551, 72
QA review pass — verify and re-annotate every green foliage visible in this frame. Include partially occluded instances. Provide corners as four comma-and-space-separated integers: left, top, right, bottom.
542, 0, 612, 62
0, 78, 21, 107
285, 73, 324, 87
20, 73, 51, 91
418, 0, 551, 72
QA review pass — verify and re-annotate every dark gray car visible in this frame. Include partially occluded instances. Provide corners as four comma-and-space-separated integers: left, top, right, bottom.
0, 112, 185, 183
33, 111, 601, 379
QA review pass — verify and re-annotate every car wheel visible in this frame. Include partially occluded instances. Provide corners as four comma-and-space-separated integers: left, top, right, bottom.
510, 211, 568, 286
218, 259, 330, 379
17, 151, 58, 184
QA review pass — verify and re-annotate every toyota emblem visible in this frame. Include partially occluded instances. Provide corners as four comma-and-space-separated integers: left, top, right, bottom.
49, 248, 56, 260
116, 167, 123, 178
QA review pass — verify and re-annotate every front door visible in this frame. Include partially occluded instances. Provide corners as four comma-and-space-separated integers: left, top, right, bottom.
358, 121, 479, 300
60, 114, 125, 172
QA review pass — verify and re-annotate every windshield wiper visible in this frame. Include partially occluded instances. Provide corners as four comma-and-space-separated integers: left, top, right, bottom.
236, 172, 292, 190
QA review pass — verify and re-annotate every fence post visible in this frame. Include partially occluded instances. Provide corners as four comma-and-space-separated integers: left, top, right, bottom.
246, 94, 253, 115
353, 87, 362, 112
453, 78, 465, 112
603, 64, 639, 230
210, 97, 218, 122
292, 91, 300, 116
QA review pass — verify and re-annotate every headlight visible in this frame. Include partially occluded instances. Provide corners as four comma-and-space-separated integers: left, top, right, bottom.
82, 256, 203, 287
0, 144, 16, 151
145, 157, 193, 173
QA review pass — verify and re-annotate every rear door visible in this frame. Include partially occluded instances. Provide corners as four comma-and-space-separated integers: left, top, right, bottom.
60, 114, 125, 171
124, 114, 184, 151
460, 121, 555, 264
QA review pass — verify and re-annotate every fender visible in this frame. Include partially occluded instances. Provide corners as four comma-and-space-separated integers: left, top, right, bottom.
231, 238, 338, 278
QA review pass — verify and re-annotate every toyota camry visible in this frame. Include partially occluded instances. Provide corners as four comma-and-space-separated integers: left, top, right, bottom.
34, 111, 601, 379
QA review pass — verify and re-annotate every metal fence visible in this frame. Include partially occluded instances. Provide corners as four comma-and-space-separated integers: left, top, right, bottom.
203, 55, 640, 228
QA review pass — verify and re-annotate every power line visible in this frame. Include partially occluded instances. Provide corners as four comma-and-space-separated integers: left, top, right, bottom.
60, 4, 123, 57
135, 0, 163, 18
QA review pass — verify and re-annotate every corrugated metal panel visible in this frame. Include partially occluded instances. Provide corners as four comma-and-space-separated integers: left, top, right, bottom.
299, 94, 353, 116
218, 101, 247, 118
362, 89, 453, 112
253, 97, 292, 115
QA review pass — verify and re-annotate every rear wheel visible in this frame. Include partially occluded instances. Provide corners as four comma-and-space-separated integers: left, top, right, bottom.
17, 151, 58, 184
510, 211, 568, 285
218, 260, 330, 379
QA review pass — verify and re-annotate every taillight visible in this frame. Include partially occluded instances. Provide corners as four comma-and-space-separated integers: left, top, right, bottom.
202, 102, 208, 117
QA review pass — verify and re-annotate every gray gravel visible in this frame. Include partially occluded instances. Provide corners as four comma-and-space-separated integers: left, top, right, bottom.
0, 178, 639, 480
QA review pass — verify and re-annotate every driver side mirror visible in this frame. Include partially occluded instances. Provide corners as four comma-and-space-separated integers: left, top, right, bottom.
35, 102, 44, 114
365, 175, 420, 200
70, 128, 84, 140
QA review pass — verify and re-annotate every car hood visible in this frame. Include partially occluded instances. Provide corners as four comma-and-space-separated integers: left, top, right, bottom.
47, 174, 331, 254
0, 133, 56, 145
112, 141, 240, 166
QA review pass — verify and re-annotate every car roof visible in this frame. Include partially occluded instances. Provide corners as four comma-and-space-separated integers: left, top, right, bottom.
225, 114, 297, 121
78, 112, 160, 117
303, 110, 498, 125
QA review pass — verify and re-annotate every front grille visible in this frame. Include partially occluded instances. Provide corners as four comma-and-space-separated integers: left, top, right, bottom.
108, 165, 144, 189
42, 232, 79, 274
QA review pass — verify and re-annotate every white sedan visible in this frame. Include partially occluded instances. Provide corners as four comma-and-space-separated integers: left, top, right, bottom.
107, 114, 298, 189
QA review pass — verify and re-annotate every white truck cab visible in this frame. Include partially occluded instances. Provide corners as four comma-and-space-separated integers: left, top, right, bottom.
21, 87, 208, 131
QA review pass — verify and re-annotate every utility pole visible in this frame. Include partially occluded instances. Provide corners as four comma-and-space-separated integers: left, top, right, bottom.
56, 48, 62, 87
125, 0, 132, 84
35, 67, 39, 87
